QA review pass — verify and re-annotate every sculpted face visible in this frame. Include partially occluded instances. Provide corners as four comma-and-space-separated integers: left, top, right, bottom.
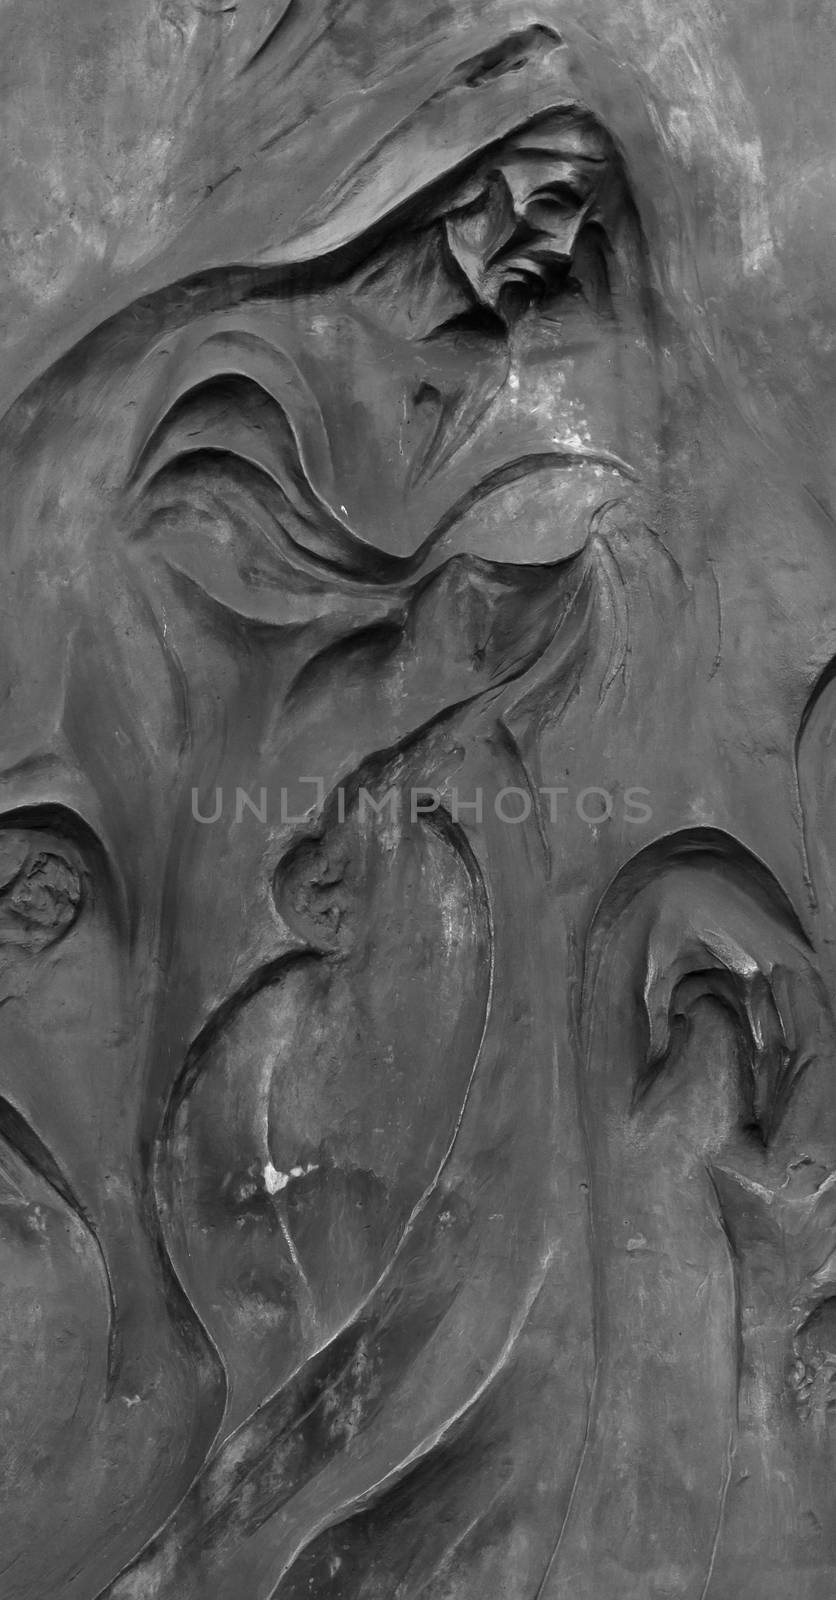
1, 16, 836, 1600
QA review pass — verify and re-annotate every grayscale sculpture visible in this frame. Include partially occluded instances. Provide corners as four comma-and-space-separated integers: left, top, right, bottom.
1, 3, 835, 1596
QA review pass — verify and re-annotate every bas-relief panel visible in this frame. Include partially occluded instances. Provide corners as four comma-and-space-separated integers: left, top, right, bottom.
1, 5, 836, 1597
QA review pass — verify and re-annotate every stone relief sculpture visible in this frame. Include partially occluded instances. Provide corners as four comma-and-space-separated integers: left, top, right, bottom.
1, 4, 835, 1596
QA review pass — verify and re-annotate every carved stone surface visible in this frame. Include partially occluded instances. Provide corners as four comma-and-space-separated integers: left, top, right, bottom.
1, 4, 835, 1597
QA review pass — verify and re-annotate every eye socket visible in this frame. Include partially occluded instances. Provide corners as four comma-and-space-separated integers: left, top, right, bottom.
523, 182, 585, 231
